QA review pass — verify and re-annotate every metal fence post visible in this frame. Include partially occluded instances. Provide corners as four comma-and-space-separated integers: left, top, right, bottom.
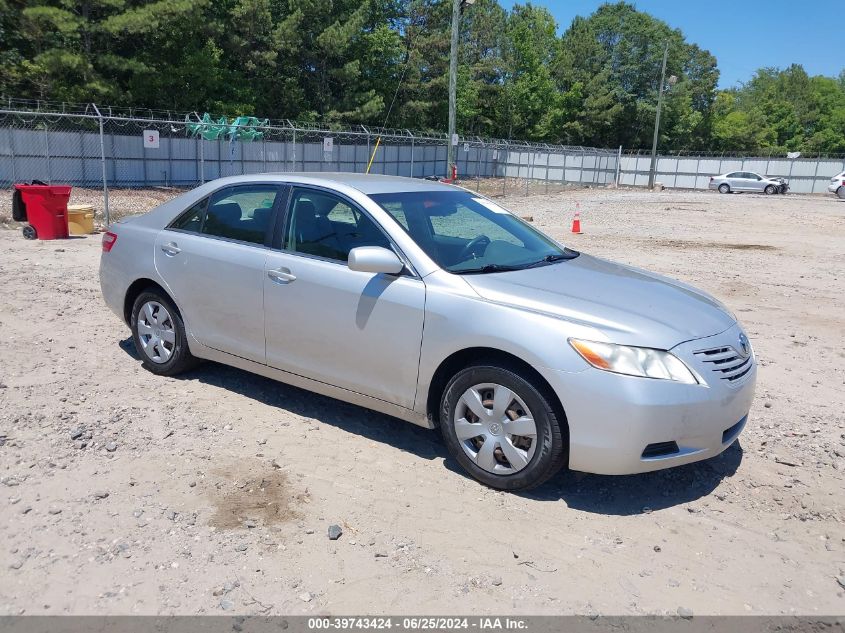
291, 128, 296, 173
43, 125, 52, 183
91, 104, 110, 225
496, 150, 510, 196
578, 147, 585, 184
694, 154, 701, 190
615, 146, 622, 186
562, 152, 568, 185
476, 143, 481, 192
8, 125, 17, 183
409, 132, 415, 178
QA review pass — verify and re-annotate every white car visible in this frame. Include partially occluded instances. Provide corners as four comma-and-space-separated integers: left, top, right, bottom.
827, 171, 845, 199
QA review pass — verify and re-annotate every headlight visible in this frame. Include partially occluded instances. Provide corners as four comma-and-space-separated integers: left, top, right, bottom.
569, 339, 700, 384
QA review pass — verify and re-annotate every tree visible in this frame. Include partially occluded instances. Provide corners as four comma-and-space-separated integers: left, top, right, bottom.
555, 1, 718, 148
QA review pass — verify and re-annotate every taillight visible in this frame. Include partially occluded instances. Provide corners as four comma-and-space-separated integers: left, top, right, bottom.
102, 231, 117, 252
709, 176, 714, 181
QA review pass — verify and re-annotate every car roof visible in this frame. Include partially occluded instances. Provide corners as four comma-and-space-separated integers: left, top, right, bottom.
262, 172, 462, 194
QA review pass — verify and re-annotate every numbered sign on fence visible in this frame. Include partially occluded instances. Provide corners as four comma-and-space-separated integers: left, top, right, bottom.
143, 130, 160, 149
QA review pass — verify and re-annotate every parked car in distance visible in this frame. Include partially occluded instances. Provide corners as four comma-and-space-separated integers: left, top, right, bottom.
100, 174, 756, 491
709, 171, 788, 194
827, 171, 845, 199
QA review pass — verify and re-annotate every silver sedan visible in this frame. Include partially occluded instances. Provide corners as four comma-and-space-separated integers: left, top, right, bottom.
100, 174, 756, 491
709, 171, 788, 194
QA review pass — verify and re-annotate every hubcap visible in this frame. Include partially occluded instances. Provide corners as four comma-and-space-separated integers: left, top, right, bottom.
137, 301, 176, 364
453, 383, 537, 475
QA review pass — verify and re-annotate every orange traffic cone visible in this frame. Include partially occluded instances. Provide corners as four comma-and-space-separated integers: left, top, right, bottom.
571, 204, 582, 234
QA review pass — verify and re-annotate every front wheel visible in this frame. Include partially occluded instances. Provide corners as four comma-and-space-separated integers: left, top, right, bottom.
764, 185, 777, 195
718, 184, 730, 194
440, 364, 567, 491
131, 289, 198, 376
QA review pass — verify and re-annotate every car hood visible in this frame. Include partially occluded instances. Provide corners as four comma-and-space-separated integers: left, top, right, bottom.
462, 253, 736, 349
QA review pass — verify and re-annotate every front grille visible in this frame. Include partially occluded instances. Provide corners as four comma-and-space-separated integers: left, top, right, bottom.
693, 346, 752, 382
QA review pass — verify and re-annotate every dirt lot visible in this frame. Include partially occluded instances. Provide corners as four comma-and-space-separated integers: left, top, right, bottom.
1, 186, 844, 616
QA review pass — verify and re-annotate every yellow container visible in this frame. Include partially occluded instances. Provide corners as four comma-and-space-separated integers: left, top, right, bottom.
67, 204, 95, 235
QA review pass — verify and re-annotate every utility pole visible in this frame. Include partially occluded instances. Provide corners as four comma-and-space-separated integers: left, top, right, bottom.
447, 0, 461, 178
648, 41, 669, 190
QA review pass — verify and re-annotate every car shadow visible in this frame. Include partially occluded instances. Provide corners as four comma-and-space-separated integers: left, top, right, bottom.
118, 337, 447, 463
119, 337, 743, 513
522, 442, 744, 515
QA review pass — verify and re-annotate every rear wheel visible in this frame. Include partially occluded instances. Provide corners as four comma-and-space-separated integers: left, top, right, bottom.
22, 225, 36, 240
718, 184, 730, 194
131, 289, 198, 376
764, 184, 777, 195
440, 364, 567, 491
838, 187, 845, 200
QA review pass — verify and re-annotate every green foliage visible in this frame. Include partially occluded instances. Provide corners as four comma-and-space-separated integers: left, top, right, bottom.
710, 65, 845, 154
4, 0, 844, 153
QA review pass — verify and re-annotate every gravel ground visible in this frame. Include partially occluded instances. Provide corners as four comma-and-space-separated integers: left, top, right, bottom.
1, 185, 844, 616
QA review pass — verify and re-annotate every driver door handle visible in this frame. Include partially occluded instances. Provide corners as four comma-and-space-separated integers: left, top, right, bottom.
161, 242, 181, 256
268, 267, 296, 284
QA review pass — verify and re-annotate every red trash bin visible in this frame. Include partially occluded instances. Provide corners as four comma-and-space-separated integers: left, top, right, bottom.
14, 184, 72, 240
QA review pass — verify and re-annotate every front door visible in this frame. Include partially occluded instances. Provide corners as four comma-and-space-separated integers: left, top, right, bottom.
263, 186, 425, 409
154, 183, 283, 363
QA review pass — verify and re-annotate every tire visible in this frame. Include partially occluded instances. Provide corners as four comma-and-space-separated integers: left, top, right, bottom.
22, 225, 36, 240
718, 184, 730, 194
764, 185, 776, 195
838, 187, 845, 200
439, 363, 567, 491
130, 289, 198, 376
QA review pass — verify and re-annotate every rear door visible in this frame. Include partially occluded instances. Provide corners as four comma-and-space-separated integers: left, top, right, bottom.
154, 183, 285, 363
725, 172, 743, 190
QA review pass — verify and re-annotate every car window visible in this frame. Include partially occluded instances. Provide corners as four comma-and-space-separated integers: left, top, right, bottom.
378, 200, 409, 230
201, 185, 279, 245
283, 188, 391, 262
170, 199, 206, 232
726, 172, 741, 178
430, 203, 523, 247
370, 191, 571, 273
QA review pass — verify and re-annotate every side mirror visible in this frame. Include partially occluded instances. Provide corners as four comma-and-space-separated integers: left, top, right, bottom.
348, 246, 404, 275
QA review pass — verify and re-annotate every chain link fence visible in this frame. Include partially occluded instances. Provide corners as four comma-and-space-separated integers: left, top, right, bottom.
3, 101, 844, 226
0, 103, 620, 224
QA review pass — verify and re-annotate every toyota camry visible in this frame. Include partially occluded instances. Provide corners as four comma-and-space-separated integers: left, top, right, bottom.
100, 174, 756, 490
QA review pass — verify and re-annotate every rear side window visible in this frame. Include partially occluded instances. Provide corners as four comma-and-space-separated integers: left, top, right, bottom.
202, 185, 279, 245
171, 199, 206, 232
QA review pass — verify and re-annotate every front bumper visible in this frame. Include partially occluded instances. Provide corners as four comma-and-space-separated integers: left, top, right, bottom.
541, 323, 756, 475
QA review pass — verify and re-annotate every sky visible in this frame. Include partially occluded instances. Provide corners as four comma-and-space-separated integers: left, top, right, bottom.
498, 0, 842, 88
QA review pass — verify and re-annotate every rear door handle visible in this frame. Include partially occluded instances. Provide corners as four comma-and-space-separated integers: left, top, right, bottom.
161, 242, 181, 256
268, 268, 296, 284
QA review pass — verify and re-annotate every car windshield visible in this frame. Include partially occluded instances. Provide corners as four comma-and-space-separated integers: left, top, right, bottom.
369, 190, 577, 273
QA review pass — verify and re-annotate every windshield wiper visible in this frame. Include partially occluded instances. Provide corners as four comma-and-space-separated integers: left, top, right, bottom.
523, 251, 579, 268
455, 263, 527, 274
